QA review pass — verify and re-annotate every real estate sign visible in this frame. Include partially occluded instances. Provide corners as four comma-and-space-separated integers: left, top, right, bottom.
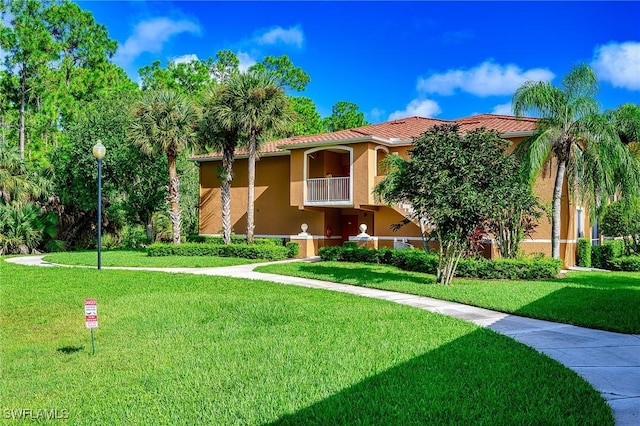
84, 299, 98, 329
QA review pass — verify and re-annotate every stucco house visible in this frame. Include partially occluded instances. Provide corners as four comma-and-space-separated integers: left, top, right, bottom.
193, 114, 592, 266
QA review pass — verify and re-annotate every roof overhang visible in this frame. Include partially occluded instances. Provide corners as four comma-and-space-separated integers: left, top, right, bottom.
500, 130, 535, 138
277, 135, 414, 151
192, 129, 536, 163
192, 150, 291, 164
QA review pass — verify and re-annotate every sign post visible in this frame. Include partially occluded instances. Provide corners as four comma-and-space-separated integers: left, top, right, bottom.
84, 299, 98, 355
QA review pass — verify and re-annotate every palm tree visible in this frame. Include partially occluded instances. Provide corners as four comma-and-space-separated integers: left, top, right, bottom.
513, 64, 639, 259
0, 140, 43, 204
0, 142, 54, 254
129, 89, 198, 244
213, 71, 292, 244
608, 104, 640, 163
199, 84, 240, 245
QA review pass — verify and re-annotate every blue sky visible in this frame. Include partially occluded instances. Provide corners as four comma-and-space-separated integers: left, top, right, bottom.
78, 1, 640, 123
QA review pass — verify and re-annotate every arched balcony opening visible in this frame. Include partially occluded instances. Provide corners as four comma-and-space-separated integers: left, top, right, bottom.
304, 146, 353, 206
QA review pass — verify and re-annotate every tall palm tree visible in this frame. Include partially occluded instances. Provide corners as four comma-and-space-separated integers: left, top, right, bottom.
513, 64, 638, 259
129, 89, 198, 244
214, 71, 292, 244
199, 84, 240, 245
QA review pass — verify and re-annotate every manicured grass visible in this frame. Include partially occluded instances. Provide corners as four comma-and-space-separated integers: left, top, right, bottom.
43, 250, 264, 268
256, 261, 640, 334
1, 260, 612, 424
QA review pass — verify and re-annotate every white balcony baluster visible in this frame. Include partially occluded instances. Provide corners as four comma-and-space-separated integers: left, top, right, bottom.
306, 177, 351, 204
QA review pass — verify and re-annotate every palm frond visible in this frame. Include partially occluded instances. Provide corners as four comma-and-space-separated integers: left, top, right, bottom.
562, 63, 598, 99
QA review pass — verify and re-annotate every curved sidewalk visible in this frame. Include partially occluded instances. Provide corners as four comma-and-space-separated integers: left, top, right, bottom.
5, 255, 640, 425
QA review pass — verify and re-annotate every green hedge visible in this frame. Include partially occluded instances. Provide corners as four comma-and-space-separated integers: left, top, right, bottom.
591, 245, 604, 269
577, 238, 591, 267
592, 240, 625, 269
318, 246, 561, 280
609, 256, 640, 272
285, 242, 299, 258
147, 243, 290, 260
456, 257, 562, 280
186, 235, 285, 246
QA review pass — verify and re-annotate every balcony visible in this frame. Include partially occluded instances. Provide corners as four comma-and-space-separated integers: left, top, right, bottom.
305, 176, 351, 206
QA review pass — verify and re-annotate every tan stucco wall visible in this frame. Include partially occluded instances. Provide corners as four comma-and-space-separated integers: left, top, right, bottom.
352, 143, 370, 207
200, 155, 324, 236
290, 150, 304, 207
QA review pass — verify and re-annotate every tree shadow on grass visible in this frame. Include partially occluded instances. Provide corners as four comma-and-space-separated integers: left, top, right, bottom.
295, 263, 436, 286
266, 328, 612, 425
513, 286, 640, 334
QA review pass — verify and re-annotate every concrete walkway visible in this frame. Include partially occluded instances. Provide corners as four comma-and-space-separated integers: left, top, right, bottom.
5, 255, 640, 425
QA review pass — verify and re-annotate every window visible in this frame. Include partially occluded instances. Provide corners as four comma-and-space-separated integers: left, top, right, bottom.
576, 207, 584, 238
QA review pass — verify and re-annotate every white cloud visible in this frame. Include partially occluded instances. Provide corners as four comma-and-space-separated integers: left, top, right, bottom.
491, 102, 513, 115
388, 99, 441, 120
114, 17, 201, 67
369, 107, 386, 121
256, 25, 304, 48
592, 41, 640, 91
236, 51, 257, 71
417, 61, 555, 97
171, 54, 199, 65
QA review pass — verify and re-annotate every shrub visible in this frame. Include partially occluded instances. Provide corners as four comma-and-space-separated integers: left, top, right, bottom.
186, 235, 284, 246
577, 238, 591, 267
318, 246, 343, 261
100, 233, 118, 249
147, 243, 289, 260
342, 246, 382, 263
44, 239, 66, 253
609, 256, 640, 272
343, 241, 358, 249
455, 257, 562, 280
120, 225, 151, 249
317, 246, 559, 279
391, 250, 438, 274
600, 198, 640, 254
599, 240, 625, 269
377, 247, 395, 265
591, 245, 604, 269
285, 242, 299, 258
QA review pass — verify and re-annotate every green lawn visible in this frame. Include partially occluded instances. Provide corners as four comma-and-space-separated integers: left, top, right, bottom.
1, 259, 612, 424
256, 261, 640, 334
43, 250, 264, 268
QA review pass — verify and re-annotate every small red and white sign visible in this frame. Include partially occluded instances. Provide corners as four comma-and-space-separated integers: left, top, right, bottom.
84, 299, 98, 329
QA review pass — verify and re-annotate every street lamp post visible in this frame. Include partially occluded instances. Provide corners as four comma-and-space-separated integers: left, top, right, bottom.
92, 141, 106, 270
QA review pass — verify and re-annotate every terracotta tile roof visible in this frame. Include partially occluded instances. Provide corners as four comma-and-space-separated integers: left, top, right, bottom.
192, 114, 538, 160
282, 116, 452, 143
454, 114, 539, 134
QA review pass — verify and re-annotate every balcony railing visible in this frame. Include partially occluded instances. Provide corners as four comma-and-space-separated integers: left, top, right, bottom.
306, 176, 351, 205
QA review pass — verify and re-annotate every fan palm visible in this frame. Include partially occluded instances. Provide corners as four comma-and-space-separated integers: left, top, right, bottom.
129, 89, 198, 244
213, 71, 293, 244
0, 140, 44, 204
513, 64, 639, 259
0, 202, 43, 254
